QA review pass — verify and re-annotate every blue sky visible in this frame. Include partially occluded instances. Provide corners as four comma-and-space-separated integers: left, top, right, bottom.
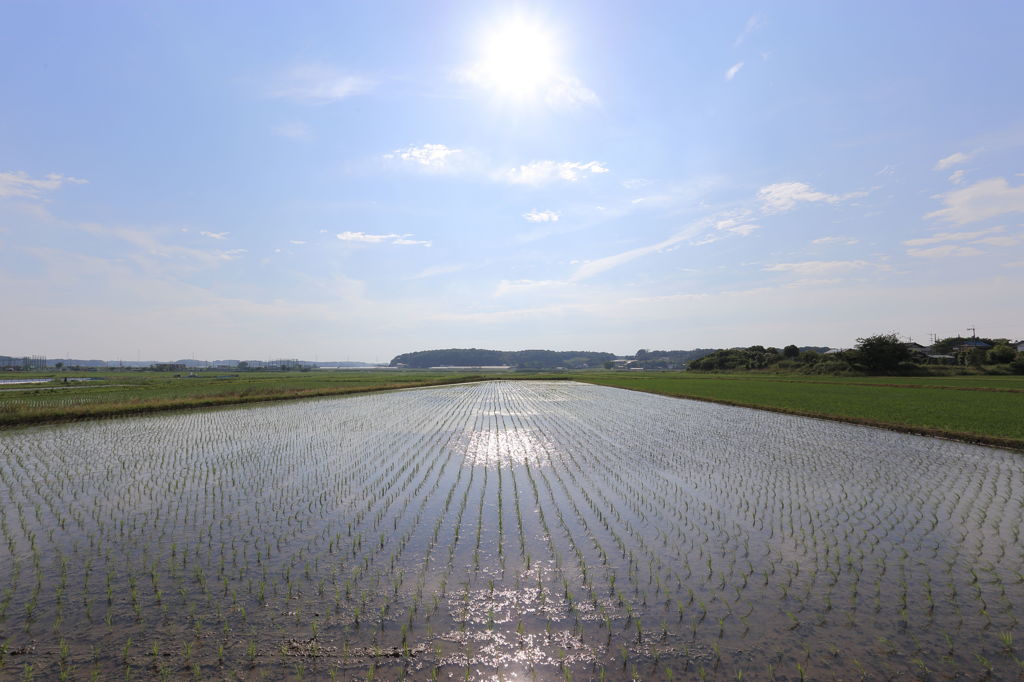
2, 2, 1022, 361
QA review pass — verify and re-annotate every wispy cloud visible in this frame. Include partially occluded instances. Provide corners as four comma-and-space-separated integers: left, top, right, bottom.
948, 169, 966, 185
68, 220, 246, 272
725, 61, 744, 81
925, 177, 1024, 224
902, 226, 1004, 247
934, 151, 971, 170
522, 209, 559, 222
763, 260, 870, 275
734, 15, 763, 46
336, 231, 431, 246
200, 231, 229, 240
972, 233, 1024, 247
812, 236, 859, 245
494, 279, 566, 296
0, 171, 88, 199
504, 160, 608, 185
714, 218, 760, 236
384, 143, 463, 170
758, 181, 866, 213
906, 245, 984, 259
570, 223, 704, 281
695, 215, 762, 245
271, 64, 370, 102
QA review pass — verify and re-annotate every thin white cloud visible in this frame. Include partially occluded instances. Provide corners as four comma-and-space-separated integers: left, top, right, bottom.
734, 15, 763, 46
289, 240, 306, 245
570, 223, 705, 282
495, 279, 566, 296
504, 160, 608, 185
948, 169, 966, 185
336, 231, 431, 247
907, 245, 984, 259
902, 226, 1004, 247
763, 260, 870, 275
812, 236, 859, 245
384, 143, 463, 170
934, 151, 971, 170
631, 195, 673, 207
757, 181, 866, 213
337, 231, 404, 243
972, 234, 1024, 247
523, 210, 559, 222
64, 220, 246, 273
715, 218, 761, 236
925, 177, 1024, 224
271, 64, 369, 102
0, 171, 88, 199
725, 61, 744, 81
200, 231, 229, 240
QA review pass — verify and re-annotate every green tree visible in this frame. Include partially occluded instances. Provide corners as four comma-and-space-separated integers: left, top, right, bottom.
783, 345, 799, 358
987, 344, 1016, 364
854, 333, 913, 373
1010, 353, 1024, 375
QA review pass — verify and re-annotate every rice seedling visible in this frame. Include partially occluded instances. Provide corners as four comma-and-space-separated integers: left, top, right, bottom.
0, 380, 1019, 677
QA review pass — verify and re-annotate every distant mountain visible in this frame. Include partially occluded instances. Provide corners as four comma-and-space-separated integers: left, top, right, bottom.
390, 348, 616, 369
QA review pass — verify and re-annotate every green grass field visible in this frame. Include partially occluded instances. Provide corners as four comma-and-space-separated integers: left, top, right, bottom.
0, 370, 487, 426
578, 372, 1024, 450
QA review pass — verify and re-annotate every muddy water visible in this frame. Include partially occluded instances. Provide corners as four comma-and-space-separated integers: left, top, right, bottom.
0, 380, 1020, 679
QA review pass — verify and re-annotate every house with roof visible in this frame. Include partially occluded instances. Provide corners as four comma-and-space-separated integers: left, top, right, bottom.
956, 339, 991, 352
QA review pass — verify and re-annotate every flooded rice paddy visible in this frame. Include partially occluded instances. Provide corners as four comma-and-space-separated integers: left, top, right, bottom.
0, 380, 1021, 680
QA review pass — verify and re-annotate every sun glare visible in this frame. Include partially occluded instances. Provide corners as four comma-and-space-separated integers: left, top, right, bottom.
473, 18, 560, 100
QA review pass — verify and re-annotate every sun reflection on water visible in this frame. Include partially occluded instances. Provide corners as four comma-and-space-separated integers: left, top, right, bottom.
462, 424, 553, 468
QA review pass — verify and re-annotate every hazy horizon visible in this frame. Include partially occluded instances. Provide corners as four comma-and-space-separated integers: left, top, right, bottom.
3, 2, 1021, 360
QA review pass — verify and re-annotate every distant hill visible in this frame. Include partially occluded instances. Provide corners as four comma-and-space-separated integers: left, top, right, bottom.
630, 348, 719, 369
390, 348, 616, 369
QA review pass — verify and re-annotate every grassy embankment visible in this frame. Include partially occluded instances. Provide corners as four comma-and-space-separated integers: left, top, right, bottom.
0, 370, 488, 427
578, 372, 1024, 451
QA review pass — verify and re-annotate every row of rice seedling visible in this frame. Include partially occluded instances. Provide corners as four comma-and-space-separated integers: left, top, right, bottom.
0, 380, 1020, 679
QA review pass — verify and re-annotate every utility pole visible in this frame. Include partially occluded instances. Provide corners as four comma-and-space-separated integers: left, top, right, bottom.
967, 327, 976, 339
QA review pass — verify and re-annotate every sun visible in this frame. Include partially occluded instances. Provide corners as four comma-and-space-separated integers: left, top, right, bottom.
470, 18, 560, 100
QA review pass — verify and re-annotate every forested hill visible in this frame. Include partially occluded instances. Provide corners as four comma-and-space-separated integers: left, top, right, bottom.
390, 348, 615, 369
